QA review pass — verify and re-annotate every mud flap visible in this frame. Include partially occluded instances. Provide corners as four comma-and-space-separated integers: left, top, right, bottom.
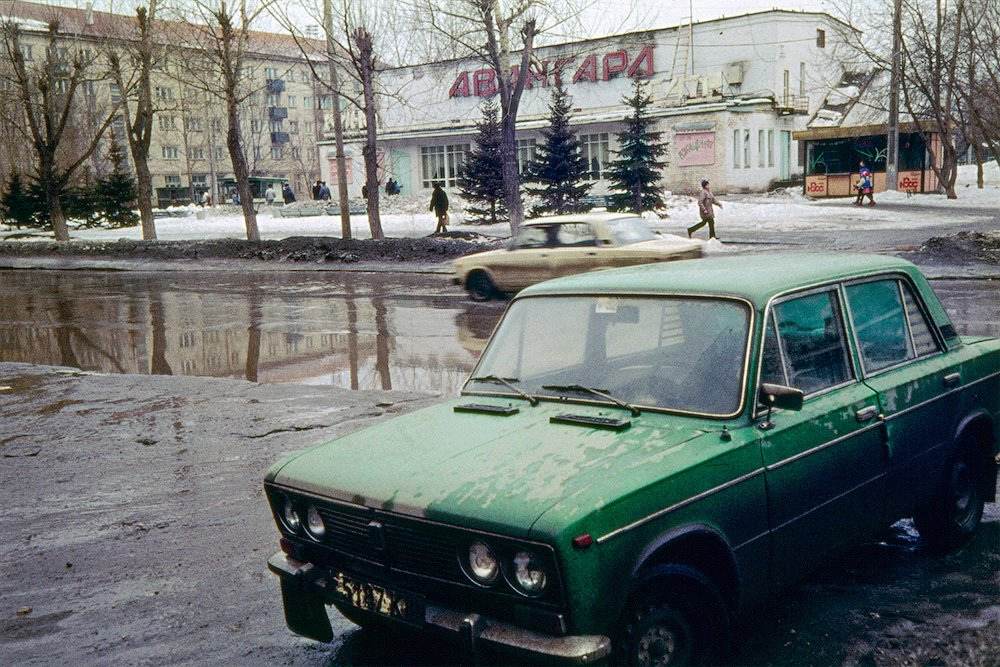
280, 574, 333, 643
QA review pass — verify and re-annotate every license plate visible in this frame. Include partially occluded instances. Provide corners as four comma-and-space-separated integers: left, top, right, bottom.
331, 571, 425, 626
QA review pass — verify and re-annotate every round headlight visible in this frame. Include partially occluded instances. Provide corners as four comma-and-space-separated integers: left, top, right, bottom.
305, 504, 325, 541
512, 550, 547, 595
467, 541, 500, 585
281, 497, 301, 532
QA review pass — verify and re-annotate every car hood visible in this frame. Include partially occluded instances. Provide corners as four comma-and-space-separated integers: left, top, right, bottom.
267, 398, 712, 538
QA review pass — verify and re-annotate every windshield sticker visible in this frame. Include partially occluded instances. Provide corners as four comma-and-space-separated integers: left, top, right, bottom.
595, 297, 619, 314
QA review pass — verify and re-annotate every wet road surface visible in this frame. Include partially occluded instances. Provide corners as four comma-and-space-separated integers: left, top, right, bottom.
0, 270, 997, 394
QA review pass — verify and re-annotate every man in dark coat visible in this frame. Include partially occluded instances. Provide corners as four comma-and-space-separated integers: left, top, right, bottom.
429, 182, 449, 233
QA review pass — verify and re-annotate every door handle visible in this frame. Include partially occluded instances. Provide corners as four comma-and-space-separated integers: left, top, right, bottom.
943, 372, 961, 388
855, 406, 879, 423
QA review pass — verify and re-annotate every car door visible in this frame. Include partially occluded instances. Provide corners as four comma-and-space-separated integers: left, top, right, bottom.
493, 225, 555, 291
758, 287, 889, 586
548, 223, 601, 277
843, 276, 959, 512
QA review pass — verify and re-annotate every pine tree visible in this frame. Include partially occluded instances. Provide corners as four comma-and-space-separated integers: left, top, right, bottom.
459, 100, 507, 225
607, 80, 667, 213
1, 172, 39, 228
525, 80, 591, 215
95, 137, 140, 229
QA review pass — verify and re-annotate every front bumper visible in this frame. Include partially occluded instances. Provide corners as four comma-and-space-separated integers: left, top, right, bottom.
268, 551, 611, 664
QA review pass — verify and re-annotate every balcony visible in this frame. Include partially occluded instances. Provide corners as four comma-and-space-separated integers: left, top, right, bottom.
269, 106, 288, 121
776, 95, 810, 115
266, 79, 285, 94
271, 132, 290, 144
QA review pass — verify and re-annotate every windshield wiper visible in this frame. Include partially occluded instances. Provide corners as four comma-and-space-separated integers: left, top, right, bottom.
468, 375, 538, 406
541, 384, 641, 416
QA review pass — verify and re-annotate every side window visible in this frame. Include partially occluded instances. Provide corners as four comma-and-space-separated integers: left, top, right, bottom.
846, 280, 911, 372
555, 223, 597, 247
512, 227, 548, 249
760, 312, 787, 386
902, 284, 940, 357
770, 290, 853, 395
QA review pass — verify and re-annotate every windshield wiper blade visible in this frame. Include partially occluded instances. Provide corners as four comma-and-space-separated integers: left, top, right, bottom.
468, 375, 538, 406
541, 384, 641, 416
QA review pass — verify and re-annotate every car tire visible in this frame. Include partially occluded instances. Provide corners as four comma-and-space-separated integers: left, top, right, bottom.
613, 564, 731, 666
914, 440, 987, 551
466, 272, 497, 302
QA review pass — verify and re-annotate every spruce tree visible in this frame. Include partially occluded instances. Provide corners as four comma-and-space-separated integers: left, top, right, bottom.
1, 172, 39, 228
607, 79, 667, 213
95, 137, 140, 228
459, 100, 507, 225
525, 80, 591, 215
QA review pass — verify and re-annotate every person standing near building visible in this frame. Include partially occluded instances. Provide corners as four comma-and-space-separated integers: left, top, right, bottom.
312, 180, 322, 200
429, 182, 449, 234
264, 184, 276, 206
687, 179, 722, 239
857, 161, 875, 206
282, 183, 296, 203
318, 182, 331, 201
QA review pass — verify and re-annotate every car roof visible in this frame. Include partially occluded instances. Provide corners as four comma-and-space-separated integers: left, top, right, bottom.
518, 253, 925, 308
522, 212, 641, 226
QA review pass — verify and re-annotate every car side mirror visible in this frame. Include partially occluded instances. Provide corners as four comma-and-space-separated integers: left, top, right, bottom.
758, 383, 804, 430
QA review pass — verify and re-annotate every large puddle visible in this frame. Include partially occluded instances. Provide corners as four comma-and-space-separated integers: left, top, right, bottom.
0, 270, 503, 395
0, 270, 995, 394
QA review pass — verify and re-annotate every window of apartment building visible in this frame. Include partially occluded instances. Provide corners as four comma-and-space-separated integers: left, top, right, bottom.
269, 119, 283, 132
214, 147, 225, 159
211, 118, 224, 133
81, 80, 96, 97
267, 93, 281, 106
420, 144, 469, 188
110, 83, 121, 104
78, 48, 92, 61
159, 115, 177, 131
291, 147, 301, 159
47, 45, 68, 60
54, 78, 71, 94
580, 133, 610, 180
319, 95, 333, 110
113, 116, 126, 136
188, 147, 204, 160
265, 67, 280, 80
271, 146, 284, 160
164, 174, 182, 186
783, 70, 790, 106
162, 146, 180, 160
767, 130, 775, 167
287, 95, 297, 108
816, 28, 826, 48
191, 174, 207, 187
20, 45, 32, 60
253, 147, 262, 160
156, 86, 174, 101
251, 120, 261, 133
733, 129, 752, 169
800, 62, 807, 97
289, 120, 299, 134
304, 96, 314, 109
186, 117, 204, 132
249, 91, 259, 103
516, 138, 537, 174
758, 130, 765, 168
743, 129, 751, 168
305, 122, 314, 135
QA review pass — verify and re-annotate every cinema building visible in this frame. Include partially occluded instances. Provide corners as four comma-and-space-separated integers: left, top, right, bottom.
321, 9, 850, 197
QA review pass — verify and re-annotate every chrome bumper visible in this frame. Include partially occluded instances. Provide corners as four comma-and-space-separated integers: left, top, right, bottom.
268, 551, 611, 664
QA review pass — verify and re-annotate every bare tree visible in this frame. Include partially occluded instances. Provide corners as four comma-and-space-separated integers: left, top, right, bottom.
172, 0, 277, 241
1, 19, 117, 241
106, 2, 160, 240
957, 0, 1000, 185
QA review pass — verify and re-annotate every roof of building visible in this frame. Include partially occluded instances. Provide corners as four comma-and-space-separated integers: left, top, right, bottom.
519, 253, 920, 307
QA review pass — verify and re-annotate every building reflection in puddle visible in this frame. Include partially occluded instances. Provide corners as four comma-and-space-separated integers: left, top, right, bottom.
0, 270, 502, 395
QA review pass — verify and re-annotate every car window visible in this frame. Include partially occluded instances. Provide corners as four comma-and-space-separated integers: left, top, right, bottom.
846, 278, 939, 373
769, 290, 853, 395
902, 284, 940, 357
469, 296, 750, 415
511, 226, 551, 249
554, 223, 597, 247
604, 217, 657, 245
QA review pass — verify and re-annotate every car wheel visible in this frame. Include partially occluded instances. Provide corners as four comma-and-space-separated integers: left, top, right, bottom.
613, 564, 731, 666
466, 272, 497, 302
914, 442, 987, 551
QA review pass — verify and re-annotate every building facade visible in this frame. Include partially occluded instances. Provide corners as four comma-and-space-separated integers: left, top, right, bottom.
0, 0, 339, 207
322, 10, 849, 199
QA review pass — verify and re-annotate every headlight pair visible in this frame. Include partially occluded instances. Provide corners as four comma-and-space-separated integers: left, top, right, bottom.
278, 496, 326, 542
466, 540, 547, 596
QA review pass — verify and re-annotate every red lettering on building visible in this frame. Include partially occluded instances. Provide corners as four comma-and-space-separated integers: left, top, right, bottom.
603, 51, 627, 80
528, 61, 548, 89
552, 57, 575, 87
806, 181, 825, 193
449, 71, 471, 98
626, 45, 654, 78
573, 54, 598, 84
899, 176, 920, 190
473, 69, 496, 97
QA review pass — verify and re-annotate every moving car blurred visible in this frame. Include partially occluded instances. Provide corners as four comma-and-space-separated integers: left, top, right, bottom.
452, 213, 702, 300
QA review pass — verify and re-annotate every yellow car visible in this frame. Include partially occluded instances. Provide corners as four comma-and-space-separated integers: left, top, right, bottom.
452, 213, 703, 300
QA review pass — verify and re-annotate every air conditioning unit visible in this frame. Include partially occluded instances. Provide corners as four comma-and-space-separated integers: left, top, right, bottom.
726, 62, 744, 85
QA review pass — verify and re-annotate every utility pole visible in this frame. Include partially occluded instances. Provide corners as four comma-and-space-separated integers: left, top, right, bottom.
324, 0, 351, 239
886, 0, 902, 191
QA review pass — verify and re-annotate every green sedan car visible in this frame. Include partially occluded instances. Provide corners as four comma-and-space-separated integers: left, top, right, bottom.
265, 254, 999, 665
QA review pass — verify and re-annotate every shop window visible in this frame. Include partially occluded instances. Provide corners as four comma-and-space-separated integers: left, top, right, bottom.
421, 144, 469, 188
580, 133, 609, 180
517, 138, 537, 174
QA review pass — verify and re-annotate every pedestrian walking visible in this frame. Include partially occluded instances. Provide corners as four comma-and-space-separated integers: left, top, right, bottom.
282, 183, 296, 204
687, 179, 722, 239
856, 161, 875, 206
264, 185, 276, 206
312, 180, 321, 200
318, 182, 331, 201
429, 182, 449, 234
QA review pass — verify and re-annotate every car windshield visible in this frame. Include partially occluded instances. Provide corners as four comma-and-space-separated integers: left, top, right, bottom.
466, 296, 751, 416
606, 217, 657, 245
